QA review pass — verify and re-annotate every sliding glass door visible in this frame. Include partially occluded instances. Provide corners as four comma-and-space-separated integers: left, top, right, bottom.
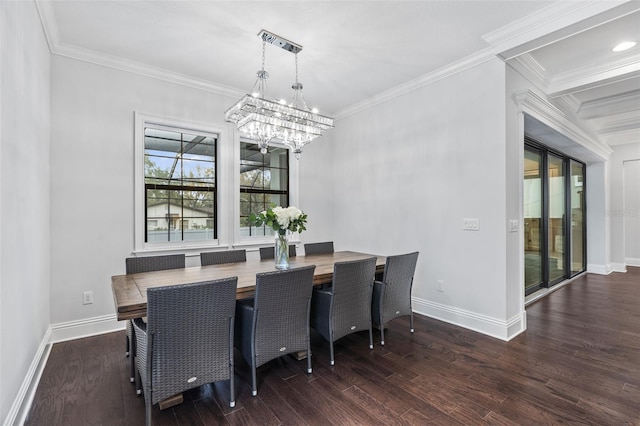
524, 147, 543, 293
524, 140, 586, 296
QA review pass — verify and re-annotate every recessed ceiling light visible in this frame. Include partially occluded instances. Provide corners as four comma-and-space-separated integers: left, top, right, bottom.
612, 41, 636, 52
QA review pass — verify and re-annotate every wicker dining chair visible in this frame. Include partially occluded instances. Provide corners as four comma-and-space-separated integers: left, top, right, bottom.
124, 254, 185, 384
303, 241, 334, 255
132, 277, 238, 426
310, 257, 377, 365
200, 249, 246, 266
235, 265, 316, 396
371, 251, 419, 345
259, 245, 297, 260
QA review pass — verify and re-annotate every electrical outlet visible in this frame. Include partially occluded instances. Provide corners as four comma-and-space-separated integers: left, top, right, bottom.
83, 291, 94, 305
437, 280, 444, 292
509, 219, 519, 232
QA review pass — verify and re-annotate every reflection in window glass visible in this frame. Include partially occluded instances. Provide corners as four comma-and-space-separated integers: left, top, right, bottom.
524, 147, 543, 293
570, 161, 585, 275
240, 142, 289, 237
144, 127, 216, 242
548, 154, 565, 283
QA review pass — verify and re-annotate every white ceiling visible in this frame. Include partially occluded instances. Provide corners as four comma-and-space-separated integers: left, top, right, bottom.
37, 1, 640, 147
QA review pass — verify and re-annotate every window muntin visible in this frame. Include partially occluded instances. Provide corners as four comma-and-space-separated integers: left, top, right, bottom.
239, 141, 289, 237
144, 127, 217, 243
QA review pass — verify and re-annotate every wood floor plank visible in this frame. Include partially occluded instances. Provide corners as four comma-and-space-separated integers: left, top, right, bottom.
25, 267, 640, 425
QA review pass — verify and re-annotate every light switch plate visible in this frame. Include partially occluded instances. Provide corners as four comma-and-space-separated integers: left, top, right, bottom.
463, 218, 480, 231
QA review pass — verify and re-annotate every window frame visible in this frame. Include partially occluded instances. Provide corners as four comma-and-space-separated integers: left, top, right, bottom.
134, 112, 299, 254
134, 112, 228, 253
233, 137, 300, 247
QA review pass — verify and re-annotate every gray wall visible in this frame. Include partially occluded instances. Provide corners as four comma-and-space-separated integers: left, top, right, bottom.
1, 2, 51, 423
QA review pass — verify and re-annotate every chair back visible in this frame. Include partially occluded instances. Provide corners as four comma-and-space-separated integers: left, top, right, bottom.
125, 254, 185, 274
201, 249, 246, 266
329, 257, 377, 341
144, 277, 238, 404
252, 265, 316, 367
304, 241, 334, 255
380, 252, 419, 320
259, 245, 297, 260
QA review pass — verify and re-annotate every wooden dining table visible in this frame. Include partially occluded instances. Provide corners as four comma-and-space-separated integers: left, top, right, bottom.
111, 251, 386, 321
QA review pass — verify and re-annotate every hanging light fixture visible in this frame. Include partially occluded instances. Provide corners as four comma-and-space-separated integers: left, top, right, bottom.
224, 30, 334, 159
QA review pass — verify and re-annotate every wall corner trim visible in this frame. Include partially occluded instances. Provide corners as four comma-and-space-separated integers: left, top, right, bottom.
412, 297, 525, 342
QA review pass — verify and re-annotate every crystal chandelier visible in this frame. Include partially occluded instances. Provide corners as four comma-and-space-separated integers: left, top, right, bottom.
224, 30, 334, 159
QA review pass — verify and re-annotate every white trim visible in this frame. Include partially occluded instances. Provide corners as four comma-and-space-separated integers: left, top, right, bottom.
611, 262, 627, 273
3, 327, 52, 426
412, 297, 525, 342
34, 1, 242, 100
626, 258, 640, 267
548, 54, 640, 97
50, 314, 124, 344
335, 48, 495, 119
134, 112, 228, 254
587, 263, 613, 275
485, 1, 636, 60
513, 89, 612, 161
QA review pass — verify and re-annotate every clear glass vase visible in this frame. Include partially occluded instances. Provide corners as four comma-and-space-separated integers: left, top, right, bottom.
274, 232, 289, 270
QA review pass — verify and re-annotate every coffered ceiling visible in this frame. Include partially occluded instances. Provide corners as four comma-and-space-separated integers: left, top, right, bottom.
36, 1, 640, 148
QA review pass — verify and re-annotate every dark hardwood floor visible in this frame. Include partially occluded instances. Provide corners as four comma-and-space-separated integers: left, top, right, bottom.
25, 268, 640, 425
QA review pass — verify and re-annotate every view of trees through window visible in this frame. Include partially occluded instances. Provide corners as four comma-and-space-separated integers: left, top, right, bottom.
144, 127, 216, 242
240, 142, 289, 237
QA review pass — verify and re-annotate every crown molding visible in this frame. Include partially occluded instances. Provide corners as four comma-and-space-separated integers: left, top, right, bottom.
514, 89, 612, 160
34, 1, 244, 99
548, 55, 640, 97
485, 0, 637, 60
578, 89, 640, 119
509, 53, 550, 91
334, 47, 496, 119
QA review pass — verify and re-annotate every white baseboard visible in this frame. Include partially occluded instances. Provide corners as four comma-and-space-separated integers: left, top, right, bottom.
610, 263, 627, 273
4, 327, 52, 426
51, 314, 125, 343
586, 263, 613, 275
5, 315, 125, 426
412, 297, 526, 342
625, 258, 640, 267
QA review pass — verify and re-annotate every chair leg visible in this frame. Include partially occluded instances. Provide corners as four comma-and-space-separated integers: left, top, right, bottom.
229, 318, 235, 408
251, 361, 257, 397
125, 320, 131, 356
368, 325, 374, 350
380, 322, 385, 346
135, 366, 142, 395
329, 341, 335, 366
307, 347, 312, 374
145, 396, 152, 426
410, 313, 414, 333
130, 328, 136, 383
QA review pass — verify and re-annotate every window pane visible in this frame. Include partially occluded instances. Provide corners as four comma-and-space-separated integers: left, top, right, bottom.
570, 161, 585, 275
524, 148, 543, 293
548, 154, 565, 283
144, 126, 217, 242
240, 141, 289, 237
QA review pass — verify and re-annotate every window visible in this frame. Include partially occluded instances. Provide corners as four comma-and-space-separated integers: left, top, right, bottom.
239, 141, 289, 237
135, 113, 223, 252
144, 127, 216, 243
135, 113, 298, 253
